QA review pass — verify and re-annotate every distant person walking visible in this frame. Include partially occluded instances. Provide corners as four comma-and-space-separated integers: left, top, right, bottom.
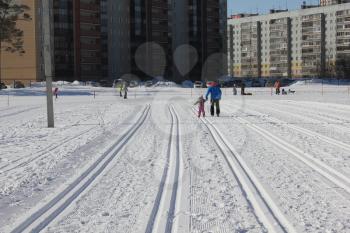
241, 82, 246, 95
205, 82, 222, 117
119, 83, 123, 97
274, 80, 281, 95
53, 87, 59, 99
233, 84, 237, 95
123, 82, 129, 99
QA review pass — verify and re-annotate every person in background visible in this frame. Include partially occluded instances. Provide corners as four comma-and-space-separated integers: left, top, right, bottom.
123, 82, 129, 99
119, 83, 123, 97
274, 80, 281, 95
194, 95, 206, 118
53, 87, 59, 99
241, 82, 246, 95
205, 82, 222, 117
233, 84, 237, 95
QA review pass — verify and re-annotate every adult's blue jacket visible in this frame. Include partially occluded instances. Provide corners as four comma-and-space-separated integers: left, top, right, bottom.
206, 86, 222, 100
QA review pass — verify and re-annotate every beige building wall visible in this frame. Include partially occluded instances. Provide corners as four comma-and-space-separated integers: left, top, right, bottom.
1, 0, 39, 85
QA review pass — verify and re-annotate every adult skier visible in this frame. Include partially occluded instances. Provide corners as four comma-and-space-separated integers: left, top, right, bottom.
205, 82, 222, 117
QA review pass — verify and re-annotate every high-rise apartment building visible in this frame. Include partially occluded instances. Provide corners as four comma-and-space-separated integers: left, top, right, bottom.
1, 0, 108, 84
2, 0, 226, 84
0, 0, 42, 85
320, 0, 350, 6
109, 0, 227, 82
51, 0, 108, 81
228, 3, 350, 78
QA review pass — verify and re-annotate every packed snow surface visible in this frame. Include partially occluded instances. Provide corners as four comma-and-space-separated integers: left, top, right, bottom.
0, 83, 349, 233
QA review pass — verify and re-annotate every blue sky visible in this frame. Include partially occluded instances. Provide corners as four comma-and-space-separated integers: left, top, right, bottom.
227, 0, 320, 15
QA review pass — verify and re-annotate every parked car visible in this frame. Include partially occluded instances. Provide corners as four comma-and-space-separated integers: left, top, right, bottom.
14, 81, 25, 88
0, 82, 7, 89
221, 80, 234, 87
193, 81, 203, 88
265, 79, 278, 87
252, 79, 263, 87
145, 80, 153, 87
129, 80, 139, 88
86, 81, 100, 87
281, 79, 295, 87
99, 80, 113, 87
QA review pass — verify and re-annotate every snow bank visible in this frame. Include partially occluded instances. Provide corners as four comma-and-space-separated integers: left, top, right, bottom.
291, 79, 350, 86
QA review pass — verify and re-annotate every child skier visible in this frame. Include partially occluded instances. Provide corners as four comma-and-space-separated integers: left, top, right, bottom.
194, 95, 206, 118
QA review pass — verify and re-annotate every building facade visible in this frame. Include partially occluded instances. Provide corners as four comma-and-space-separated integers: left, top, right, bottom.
109, 0, 227, 82
228, 3, 350, 78
2, 0, 226, 84
1, 0, 42, 85
321, 0, 350, 6
1, 0, 108, 84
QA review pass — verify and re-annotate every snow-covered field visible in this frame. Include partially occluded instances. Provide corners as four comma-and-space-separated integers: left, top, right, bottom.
0, 84, 349, 233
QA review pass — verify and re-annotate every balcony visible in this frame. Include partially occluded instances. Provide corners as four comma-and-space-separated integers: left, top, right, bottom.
80, 43, 101, 50
80, 3, 100, 12
80, 30, 101, 37
80, 16, 100, 24
81, 57, 101, 64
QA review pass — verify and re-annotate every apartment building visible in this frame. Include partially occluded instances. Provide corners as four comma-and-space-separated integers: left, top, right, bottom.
228, 3, 350, 78
1, 0, 107, 84
109, 0, 227, 82
321, 0, 350, 6
2, 0, 226, 84
0, 0, 41, 85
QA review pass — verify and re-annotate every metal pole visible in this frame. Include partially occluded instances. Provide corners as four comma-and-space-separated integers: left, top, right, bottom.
42, 0, 55, 128
46, 76, 54, 128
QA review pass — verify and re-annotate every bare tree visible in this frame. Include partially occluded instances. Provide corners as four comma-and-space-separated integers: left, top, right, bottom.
0, 0, 30, 89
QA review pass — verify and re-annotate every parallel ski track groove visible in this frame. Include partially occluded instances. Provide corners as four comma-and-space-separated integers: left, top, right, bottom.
0, 105, 139, 174
0, 106, 41, 119
224, 104, 350, 193
9, 105, 151, 233
145, 105, 180, 233
193, 107, 297, 233
230, 103, 350, 153
235, 116, 350, 195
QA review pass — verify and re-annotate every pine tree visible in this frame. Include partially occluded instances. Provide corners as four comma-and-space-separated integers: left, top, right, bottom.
0, 0, 30, 89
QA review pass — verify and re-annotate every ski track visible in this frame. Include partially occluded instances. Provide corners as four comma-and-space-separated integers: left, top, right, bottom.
211, 104, 350, 232
6, 105, 151, 233
192, 107, 296, 233
144, 105, 181, 233
269, 101, 350, 125
0, 106, 42, 119
240, 100, 350, 143
175, 103, 266, 233
276, 100, 350, 119
2, 86, 350, 233
0, 102, 118, 173
0, 103, 139, 200
225, 102, 350, 178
